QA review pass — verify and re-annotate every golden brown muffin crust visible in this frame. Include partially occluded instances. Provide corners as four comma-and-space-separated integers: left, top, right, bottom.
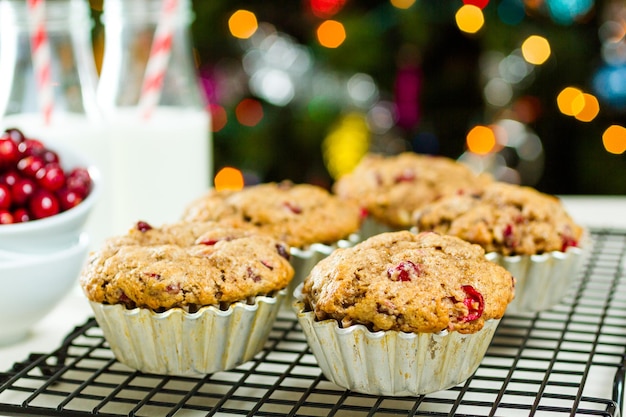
414, 182, 583, 255
332, 152, 492, 229
80, 221, 294, 310
302, 231, 515, 334
181, 181, 362, 248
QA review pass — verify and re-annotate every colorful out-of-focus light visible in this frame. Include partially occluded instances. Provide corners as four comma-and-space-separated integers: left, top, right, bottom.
390, 0, 416, 9
557, 87, 585, 116
322, 112, 369, 179
309, 0, 347, 18
521, 35, 551, 65
235, 98, 264, 127
574, 93, 600, 122
455, 5, 485, 34
207, 103, 227, 132
602, 125, 626, 154
463, 0, 490, 9
214, 167, 245, 191
316, 20, 347, 48
593, 64, 626, 110
497, 0, 525, 25
545, 0, 594, 25
228, 10, 258, 40
467, 125, 496, 155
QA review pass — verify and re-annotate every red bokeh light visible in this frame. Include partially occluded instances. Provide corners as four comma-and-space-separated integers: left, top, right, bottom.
462, 0, 489, 9
308, 0, 347, 18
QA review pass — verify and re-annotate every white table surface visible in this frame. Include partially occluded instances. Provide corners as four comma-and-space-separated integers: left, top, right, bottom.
1, 195, 625, 413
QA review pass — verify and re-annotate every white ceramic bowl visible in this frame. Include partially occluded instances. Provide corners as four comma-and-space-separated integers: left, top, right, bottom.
0, 232, 90, 346
0, 138, 100, 254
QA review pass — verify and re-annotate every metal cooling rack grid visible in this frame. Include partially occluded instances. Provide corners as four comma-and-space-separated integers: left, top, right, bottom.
1, 228, 625, 417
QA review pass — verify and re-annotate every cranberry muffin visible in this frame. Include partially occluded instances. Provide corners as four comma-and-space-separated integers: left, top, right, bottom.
414, 181, 587, 313
181, 181, 362, 307
294, 231, 514, 396
80, 220, 294, 375
332, 152, 493, 238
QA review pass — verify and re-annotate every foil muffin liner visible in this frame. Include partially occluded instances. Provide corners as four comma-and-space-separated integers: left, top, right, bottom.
486, 239, 589, 314
292, 286, 500, 396
89, 289, 286, 376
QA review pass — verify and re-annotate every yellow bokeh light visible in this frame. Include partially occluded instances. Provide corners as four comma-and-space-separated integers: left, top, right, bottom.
228, 10, 258, 40
557, 87, 585, 116
214, 167, 245, 191
602, 125, 626, 154
390, 0, 416, 9
317, 20, 346, 48
466, 125, 496, 155
521, 35, 551, 65
455, 5, 484, 34
575, 93, 600, 122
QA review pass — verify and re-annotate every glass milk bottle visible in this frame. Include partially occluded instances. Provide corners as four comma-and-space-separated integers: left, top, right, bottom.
98, 0, 212, 233
0, 0, 112, 249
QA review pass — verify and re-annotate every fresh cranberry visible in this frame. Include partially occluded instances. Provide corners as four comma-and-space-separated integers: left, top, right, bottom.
136, 221, 153, 232
40, 149, 59, 164
56, 188, 83, 211
17, 138, 45, 157
359, 207, 369, 219
460, 285, 484, 322
0, 171, 20, 187
36, 163, 66, 191
29, 189, 60, 219
16, 155, 45, 178
11, 177, 36, 206
0, 209, 13, 224
200, 238, 220, 245
283, 201, 302, 214
65, 167, 92, 197
0, 184, 11, 210
2, 128, 26, 142
0, 137, 20, 169
12, 208, 30, 223
387, 260, 422, 282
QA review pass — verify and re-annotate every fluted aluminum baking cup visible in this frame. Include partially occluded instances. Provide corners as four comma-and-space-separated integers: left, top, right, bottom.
357, 216, 400, 241
89, 289, 286, 376
486, 235, 590, 314
292, 296, 499, 396
284, 234, 359, 310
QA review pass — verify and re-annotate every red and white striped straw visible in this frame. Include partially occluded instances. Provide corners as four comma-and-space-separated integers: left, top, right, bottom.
26, 0, 54, 125
138, 0, 179, 120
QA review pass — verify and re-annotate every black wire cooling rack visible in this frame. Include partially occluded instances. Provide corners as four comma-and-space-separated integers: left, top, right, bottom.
1, 228, 626, 417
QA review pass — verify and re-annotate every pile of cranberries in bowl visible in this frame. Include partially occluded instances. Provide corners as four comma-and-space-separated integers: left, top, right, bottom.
0, 128, 93, 225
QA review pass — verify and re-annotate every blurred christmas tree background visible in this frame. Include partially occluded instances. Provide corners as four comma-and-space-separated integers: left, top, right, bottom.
90, 0, 626, 194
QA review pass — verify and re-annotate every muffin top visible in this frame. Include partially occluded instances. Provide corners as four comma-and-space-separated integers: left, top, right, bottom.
413, 181, 584, 256
332, 152, 492, 229
181, 181, 362, 248
301, 231, 515, 334
80, 221, 294, 311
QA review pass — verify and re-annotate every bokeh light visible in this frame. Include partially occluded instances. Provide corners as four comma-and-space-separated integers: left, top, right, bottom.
455, 5, 485, 34
228, 10, 258, 40
323, 113, 370, 178
545, 0, 594, 25
602, 125, 626, 154
592, 64, 626, 110
521, 35, 551, 65
207, 103, 228, 132
316, 20, 347, 48
214, 167, 245, 191
497, 0, 525, 25
309, 0, 347, 18
557, 86, 585, 116
574, 93, 600, 122
235, 98, 264, 126
463, 0, 490, 9
390, 0, 416, 9
466, 125, 496, 155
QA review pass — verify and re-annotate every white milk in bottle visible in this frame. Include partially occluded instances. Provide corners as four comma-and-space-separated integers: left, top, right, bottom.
98, 0, 212, 234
